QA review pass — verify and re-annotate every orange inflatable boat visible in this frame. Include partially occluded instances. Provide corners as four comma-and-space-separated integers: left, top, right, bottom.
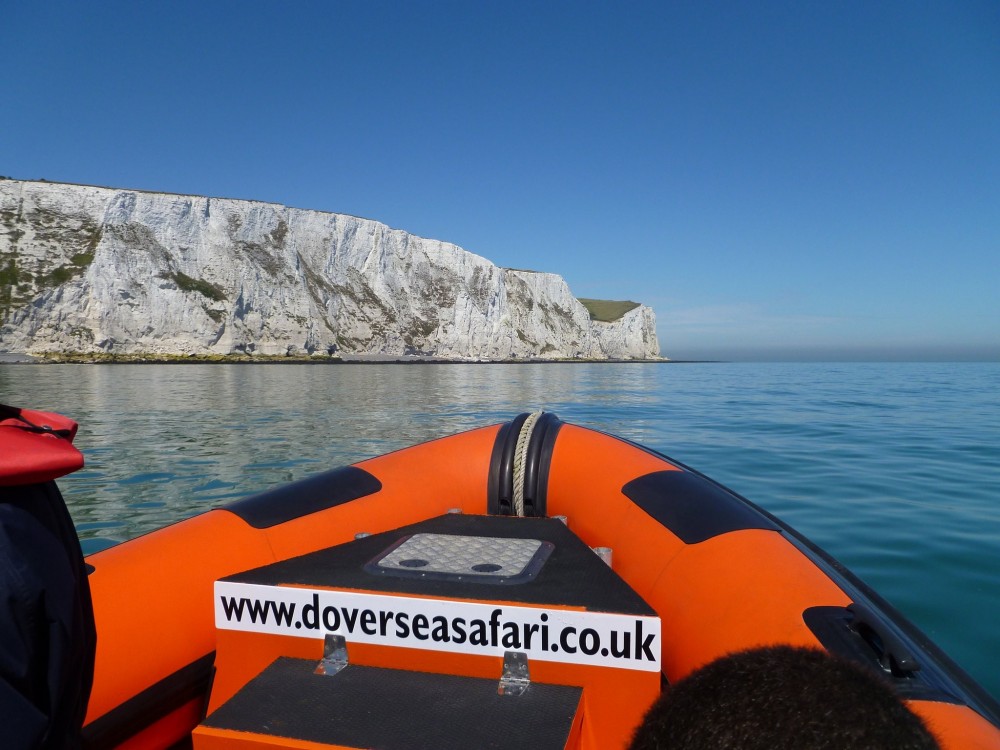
77, 412, 1000, 749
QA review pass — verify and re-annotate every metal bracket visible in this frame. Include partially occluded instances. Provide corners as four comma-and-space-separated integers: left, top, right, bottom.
498, 651, 530, 696
593, 546, 613, 567
315, 633, 348, 677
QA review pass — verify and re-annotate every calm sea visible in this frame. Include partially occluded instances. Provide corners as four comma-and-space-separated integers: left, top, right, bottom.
2, 362, 998, 700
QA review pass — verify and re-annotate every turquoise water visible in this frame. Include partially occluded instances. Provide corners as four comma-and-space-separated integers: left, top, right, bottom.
2, 362, 998, 700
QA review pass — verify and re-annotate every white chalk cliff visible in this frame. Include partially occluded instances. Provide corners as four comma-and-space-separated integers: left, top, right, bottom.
0, 179, 660, 359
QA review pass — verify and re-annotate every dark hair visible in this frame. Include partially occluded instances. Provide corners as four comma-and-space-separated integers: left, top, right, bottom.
629, 645, 939, 750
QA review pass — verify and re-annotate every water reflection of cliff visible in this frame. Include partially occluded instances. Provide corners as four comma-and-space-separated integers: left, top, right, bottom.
1, 363, 664, 548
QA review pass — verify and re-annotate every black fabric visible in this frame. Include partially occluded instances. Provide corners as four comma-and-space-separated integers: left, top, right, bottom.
622, 470, 779, 544
0, 481, 96, 750
224, 465, 382, 529
203, 657, 581, 749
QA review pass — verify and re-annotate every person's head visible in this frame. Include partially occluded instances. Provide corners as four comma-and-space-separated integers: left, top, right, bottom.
629, 645, 939, 750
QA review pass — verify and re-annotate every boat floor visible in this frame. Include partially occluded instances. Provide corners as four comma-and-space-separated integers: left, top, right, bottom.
198, 657, 582, 749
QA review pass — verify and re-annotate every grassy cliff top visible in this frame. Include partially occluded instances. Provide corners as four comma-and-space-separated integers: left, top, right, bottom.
578, 298, 641, 322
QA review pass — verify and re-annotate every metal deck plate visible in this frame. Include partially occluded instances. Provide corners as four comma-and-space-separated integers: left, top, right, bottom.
226, 513, 657, 614
367, 533, 552, 584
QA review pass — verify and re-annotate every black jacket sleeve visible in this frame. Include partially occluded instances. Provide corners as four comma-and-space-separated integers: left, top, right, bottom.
0, 481, 96, 749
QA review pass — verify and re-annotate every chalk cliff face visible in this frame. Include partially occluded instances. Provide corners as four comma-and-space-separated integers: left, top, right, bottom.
0, 179, 660, 359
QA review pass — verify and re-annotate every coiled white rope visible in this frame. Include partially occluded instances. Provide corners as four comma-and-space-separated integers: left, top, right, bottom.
512, 410, 544, 516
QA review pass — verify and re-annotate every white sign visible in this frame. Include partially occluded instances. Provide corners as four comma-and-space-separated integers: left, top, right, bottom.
215, 581, 661, 672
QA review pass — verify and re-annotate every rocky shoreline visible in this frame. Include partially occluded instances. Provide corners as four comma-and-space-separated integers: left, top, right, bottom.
2, 351, 669, 365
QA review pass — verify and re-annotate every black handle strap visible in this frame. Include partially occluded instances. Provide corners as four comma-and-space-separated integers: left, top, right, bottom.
0, 404, 75, 438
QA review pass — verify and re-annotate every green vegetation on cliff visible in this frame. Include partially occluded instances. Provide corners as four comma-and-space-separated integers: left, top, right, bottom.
578, 298, 641, 322
168, 272, 227, 302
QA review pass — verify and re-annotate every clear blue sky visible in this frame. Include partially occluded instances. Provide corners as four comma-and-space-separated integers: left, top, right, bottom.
3, 1, 998, 360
